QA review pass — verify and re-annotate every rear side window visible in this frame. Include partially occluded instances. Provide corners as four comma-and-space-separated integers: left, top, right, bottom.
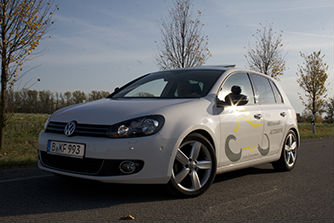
269, 80, 283, 103
249, 73, 276, 104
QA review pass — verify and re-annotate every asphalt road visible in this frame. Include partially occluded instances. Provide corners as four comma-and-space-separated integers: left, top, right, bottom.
0, 138, 333, 223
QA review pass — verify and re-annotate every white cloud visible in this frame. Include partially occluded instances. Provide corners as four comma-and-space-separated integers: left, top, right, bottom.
280, 76, 304, 113
284, 31, 334, 51
212, 0, 333, 16
288, 31, 333, 39
34, 49, 154, 66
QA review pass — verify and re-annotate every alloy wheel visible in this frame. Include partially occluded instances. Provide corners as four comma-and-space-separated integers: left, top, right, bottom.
172, 140, 213, 192
284, 132, 297, 167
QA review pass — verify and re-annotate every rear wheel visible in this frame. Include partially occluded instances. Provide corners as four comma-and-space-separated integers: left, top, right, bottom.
272, 130, 298, 171
168, 133, 216, 197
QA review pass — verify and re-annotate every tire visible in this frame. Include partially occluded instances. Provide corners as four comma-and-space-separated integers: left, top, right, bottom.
168, 133, 216, 197
272, 130, 298, 171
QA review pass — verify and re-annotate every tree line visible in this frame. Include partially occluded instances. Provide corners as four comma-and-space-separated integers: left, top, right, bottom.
297, 97, 334, 123
5, 89, 110, 114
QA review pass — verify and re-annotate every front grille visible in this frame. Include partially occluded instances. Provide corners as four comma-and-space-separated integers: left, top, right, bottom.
45, 121, 110, 137
40, 151, 103, 175
39, 151, 144, 176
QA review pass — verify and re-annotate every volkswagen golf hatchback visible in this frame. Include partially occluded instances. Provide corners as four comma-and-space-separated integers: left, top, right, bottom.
38, 66, 299, 197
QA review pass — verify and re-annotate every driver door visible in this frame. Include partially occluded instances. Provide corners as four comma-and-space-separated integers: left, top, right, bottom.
217, 72, 264, 166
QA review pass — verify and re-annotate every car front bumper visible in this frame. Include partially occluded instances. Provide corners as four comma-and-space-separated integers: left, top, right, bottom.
38, 130, 177, 184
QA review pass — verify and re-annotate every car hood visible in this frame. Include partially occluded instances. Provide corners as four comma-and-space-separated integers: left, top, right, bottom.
50, 98, 197, 125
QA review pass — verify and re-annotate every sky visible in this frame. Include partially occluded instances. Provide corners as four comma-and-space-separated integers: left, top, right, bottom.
16, 0, 334, 113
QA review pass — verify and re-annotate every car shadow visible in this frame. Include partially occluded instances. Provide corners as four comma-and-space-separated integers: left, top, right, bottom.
0, 173, 173, 218
0, 163, 277, 218
214, 163, 277, 183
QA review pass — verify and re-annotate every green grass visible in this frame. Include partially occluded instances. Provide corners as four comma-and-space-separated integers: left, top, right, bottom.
0, 113, 49, 169
0, 113, 333, 169
298, 122, 334, 139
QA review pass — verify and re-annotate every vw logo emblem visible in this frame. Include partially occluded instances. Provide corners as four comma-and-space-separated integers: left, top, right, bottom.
64, 121, 76, 137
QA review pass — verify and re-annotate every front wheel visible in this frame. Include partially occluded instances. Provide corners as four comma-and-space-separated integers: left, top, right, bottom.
272, 130, 298, 171
168, 133, 216, 197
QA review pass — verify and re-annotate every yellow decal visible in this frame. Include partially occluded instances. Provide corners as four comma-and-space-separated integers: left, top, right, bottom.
242, 144, 257, 152
233, 115, 263, 132
232, 109, 263, 153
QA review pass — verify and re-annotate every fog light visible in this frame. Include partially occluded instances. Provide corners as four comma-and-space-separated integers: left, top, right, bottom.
119, 161, 136, 174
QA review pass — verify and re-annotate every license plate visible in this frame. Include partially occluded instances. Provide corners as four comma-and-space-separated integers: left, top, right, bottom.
47, 141, 85, 158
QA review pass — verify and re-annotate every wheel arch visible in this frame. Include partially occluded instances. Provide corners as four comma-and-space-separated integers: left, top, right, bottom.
167, 125, 218, 178
186, 129, 216, 151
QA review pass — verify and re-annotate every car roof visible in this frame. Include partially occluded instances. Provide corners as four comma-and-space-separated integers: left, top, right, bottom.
163, 65, 235, 72
162, 66, 278, 82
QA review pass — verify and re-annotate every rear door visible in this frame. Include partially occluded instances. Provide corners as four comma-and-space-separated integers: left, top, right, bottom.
249, 73, 287, 156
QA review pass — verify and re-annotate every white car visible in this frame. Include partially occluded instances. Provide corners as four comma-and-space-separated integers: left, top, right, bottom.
38, 66, 299, 197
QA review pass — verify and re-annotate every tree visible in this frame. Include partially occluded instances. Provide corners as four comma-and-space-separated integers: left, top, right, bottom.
156, 0, 211, 69
245, 24, 286, 79
64, 91, 72, 106
297, 50, 328, 120
72, 90, 86, 104
324, 97, 334, 123
39, 90, 54, 113
88, 90, 110, 101
25, 89, 38, 113
0, 0, 56, 150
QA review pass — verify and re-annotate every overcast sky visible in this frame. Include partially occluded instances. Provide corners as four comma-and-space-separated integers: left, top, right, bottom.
17, 0, 334, 113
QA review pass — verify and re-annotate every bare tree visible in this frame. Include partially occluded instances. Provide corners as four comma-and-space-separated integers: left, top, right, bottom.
324, 97, 334, 123
156, 0, 211, 70
245, 24, 286, 79
0, 0, 56, 150
297, 50, 328, 121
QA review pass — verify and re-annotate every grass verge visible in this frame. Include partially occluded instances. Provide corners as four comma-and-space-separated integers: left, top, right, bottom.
0, 113, 49, 169
0, 113, 333, 169
298, 122, 334, 139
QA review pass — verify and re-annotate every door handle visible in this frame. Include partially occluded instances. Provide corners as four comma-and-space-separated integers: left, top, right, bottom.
254, 114, 262, 119
280, 112, 286, 117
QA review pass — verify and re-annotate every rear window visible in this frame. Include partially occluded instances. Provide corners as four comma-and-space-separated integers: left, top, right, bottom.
269, 80, 284, 103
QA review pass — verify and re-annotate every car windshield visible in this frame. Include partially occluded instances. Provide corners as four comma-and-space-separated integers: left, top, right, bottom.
111, 70, 224, 99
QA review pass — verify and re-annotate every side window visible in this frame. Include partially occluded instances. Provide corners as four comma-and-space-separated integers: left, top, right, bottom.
269, 80, 283, 103
250, 74, 276, 104
218, 73, 255, 106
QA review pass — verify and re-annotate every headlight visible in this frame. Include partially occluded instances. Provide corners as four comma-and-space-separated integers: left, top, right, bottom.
108, 115, 165, 138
